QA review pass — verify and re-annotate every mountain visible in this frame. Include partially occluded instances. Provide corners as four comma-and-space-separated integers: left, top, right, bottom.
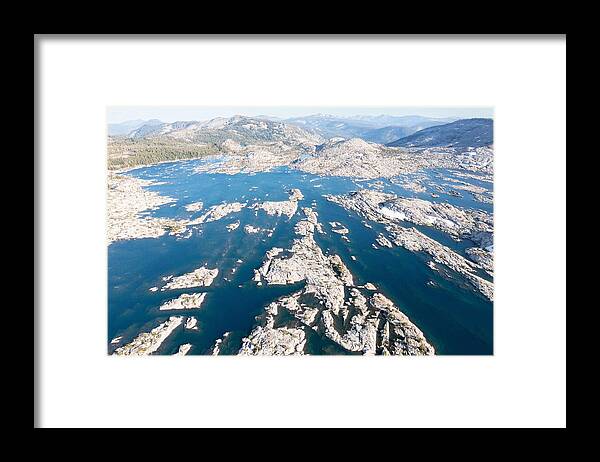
129, 120, 199, 138
386, 118, 493, 148
284, 114, 456, 141
346, 114, 456, 127
361, 126, 415, 144
294, 138, 409, 178
253, 114, 284, 121
284, 114, 375, 140
108, 115, 323, 170
107, 119, 162, 136
360, 120, 456, 144
121, 115, 323, 147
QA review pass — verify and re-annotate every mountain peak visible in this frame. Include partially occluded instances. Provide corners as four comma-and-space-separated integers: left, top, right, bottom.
387, 118, 493, 148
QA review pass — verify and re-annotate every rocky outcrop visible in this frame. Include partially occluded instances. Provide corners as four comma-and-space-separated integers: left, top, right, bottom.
224, 144, 492, 180
466, 247, 494, 274
376, 233, 393, 248
107, 174, 255, 244
251, 188, 304, 219
326, 189, 493, 300
193, 148, 303, 175
159, 293, 206, 310
184, 201, 204, 212
321, 289, 378, 354
185, 316, 199, 330
161, 266, 219, 290
330, 222, 349, 235
211, 332, 232, 355
251, 200, 298, 219
174, 343, 192, 355
471, 192, 493, 204
226, 221, 240, 231
370, 293, 434, 355
190, 202, 245, 224
443, 177, 488, 194
450, 170, 493, 184
387, 226, 493, 301
288, 188, 304, 201
239, 325, 307, 356
113, 316, 183, 355
253, 209, 349, 316
328, 255, 354, 286
326, 189, 394, 222
107, 173, 188, 244
440, 177, 494, 204
400, 180, 427, 193
244, 224, 261, 234
293, 139, 489, 179
331, 190, 493, 245
243, 206, 435, 355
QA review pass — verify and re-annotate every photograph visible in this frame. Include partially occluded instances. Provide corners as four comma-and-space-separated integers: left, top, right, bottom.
107, 107, 494, 356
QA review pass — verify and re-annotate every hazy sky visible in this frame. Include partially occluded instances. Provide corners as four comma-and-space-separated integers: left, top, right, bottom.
107, 106, 493, 124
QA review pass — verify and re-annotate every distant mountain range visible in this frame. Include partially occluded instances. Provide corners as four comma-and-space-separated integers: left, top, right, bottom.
386, 118, 493, 148
115, 115, 323, 147
282, 114, 456, 141
361, 126, 417, 144
109, 114, 492, 149
108, 114, 493, 170
108, 119, 162, 136
110, 113, 459, 141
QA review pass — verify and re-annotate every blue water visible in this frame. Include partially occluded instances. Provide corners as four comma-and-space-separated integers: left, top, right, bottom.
108, 159, 494, 355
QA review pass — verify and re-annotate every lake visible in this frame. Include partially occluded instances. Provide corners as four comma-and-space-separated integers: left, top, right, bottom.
108, 159, 493, 355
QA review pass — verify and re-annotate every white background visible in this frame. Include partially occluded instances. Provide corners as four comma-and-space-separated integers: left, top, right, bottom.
36, 36, 566, 428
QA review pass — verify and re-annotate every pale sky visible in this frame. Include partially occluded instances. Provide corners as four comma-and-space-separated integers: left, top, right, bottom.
107, 106, 493, 124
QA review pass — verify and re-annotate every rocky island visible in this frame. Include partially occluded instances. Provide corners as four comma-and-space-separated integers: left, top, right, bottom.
159, 293, 207, 311
113, 316, 183, 356
190, 202, 245, 224
161, 266, 219, 290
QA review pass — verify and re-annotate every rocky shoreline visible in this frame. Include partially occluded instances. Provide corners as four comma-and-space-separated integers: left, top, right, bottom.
107, 173, 181, 244
107, 174, 249, 245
